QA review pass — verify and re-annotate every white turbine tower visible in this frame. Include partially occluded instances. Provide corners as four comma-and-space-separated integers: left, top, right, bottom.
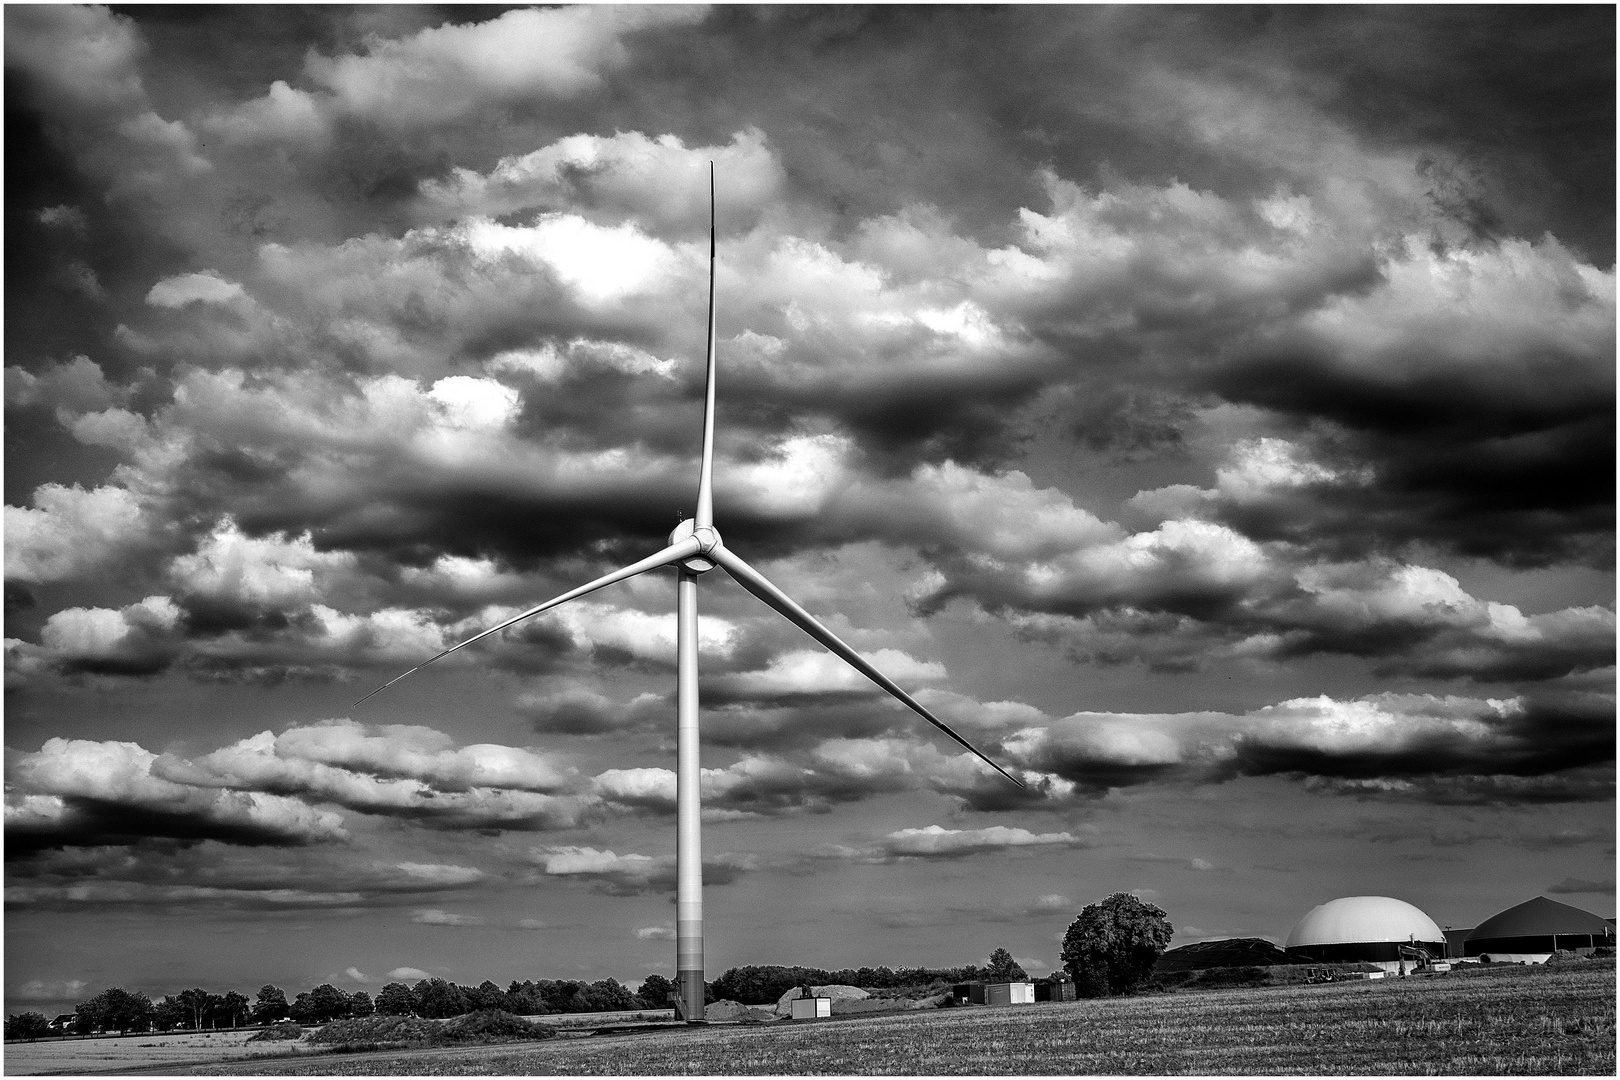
357, 163, 1023, 1022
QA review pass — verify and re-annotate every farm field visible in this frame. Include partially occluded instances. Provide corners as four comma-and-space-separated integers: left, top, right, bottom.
168, 962, 1613, 1076
1, 1028, 301, 1075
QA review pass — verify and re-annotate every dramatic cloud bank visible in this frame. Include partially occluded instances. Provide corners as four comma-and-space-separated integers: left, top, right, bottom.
4, 5, 1610, 1002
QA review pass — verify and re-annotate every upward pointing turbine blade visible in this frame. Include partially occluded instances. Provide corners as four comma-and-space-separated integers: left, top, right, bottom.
694, 161, 719, 530
353, 535, 705, 707
707, 541, 1026, 788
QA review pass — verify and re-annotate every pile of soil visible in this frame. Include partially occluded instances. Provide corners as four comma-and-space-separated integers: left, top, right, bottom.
443, 1009, 556, 1041
306, 1015, 443, 1045
247, 1022, 304, 1042
774, 984, 870, 1016
1154, 938, 1298, 973
306, 1010, 555, 1049
829, 996, 932, 1015
704, 1000, 774, 1022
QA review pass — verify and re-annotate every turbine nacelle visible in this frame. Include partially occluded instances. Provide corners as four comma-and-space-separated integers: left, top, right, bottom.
668, 518, 720, 573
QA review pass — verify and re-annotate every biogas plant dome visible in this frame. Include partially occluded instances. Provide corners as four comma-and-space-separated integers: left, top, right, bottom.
1285, 896, 1445, 966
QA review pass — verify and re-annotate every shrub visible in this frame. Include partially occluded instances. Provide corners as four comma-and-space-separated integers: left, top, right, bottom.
303, 1010, 555, 1048
5, 1012, 51, 1041
375, 982, 416, 1016
443, 1009, 556, 1041
1193, 965, 1270, 989
247, 1021, 304, 1042
306, 1015, 441, 1045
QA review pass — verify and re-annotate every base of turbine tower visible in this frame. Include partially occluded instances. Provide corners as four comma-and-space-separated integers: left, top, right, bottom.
674, 970, 707, 1023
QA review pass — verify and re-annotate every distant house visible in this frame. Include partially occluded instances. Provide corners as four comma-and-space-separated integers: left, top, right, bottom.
47, 1014, 76, 1033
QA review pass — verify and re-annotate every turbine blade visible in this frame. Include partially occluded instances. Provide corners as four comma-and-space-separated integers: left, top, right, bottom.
353, 536, 704, 707
709, 542, 1026, 788
694, 160, 718, 529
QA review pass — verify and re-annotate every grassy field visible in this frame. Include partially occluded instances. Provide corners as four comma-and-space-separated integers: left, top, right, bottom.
169, 962, 1614, 1076
11, 962, 1610, 1076
1, 1028, 302, 1076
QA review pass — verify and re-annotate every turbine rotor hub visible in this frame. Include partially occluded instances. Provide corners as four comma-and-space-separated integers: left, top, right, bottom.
668, 519, 720, 572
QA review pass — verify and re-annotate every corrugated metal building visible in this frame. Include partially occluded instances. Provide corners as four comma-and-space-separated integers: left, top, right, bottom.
1463, 896, 1616, 962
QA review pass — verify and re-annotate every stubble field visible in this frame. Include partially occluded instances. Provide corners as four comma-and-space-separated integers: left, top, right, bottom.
11, 962, 1613, 1076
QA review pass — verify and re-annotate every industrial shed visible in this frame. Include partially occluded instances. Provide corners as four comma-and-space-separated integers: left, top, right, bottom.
1285, 896, 1446, 972
1463, 896, 1616, 962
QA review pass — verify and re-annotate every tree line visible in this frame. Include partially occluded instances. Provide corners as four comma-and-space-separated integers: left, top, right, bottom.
709, 948, 1034, 1005
2, 975, 666, 1039
6, 893, 1173, 1040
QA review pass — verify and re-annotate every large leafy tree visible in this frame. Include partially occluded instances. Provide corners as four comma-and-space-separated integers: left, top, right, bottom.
375, 983, 417, 1016
635, 974, 675, 1009
6, 1012, 51, 1041
465, 980, 507, 1011
569, 978, 638, 1013
504, 982, 551, 1015
252, 985, 288, 1024
985, 948, 1029, 982
175, 988, 211, 1031
153, 997, 187, 1031
288, 983, 352, 1024
215, 991, 251, 1028
1060, 893, 1174, 997
98, 989, 156, 1033
413, 979, 468, 1019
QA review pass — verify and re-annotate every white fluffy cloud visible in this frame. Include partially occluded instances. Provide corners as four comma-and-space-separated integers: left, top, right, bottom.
711, 648, 944, 702
146, 271, 245, 308
151, 721, 586, 831
420, 128, 786, 236
6, 737, 347, 848
411, 908, 484, 927
533, 844, 756, 896
5, 484, 148, 584
306, 7, 704, 124
820, 824, 1086, 863
169, 520, 356, 607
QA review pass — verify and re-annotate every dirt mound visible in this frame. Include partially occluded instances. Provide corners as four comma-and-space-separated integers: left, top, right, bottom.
774, 983, 870, 1015
443, 1009, 555, 1040
1155, 938, 1298, 973
247, 1022, 303, 1042
811, 984, 869, 1000
306, 1010, 554, 1048
704, 1000, 750, 1021
306, 1015, 443, 1045
830, 997, 926, 1015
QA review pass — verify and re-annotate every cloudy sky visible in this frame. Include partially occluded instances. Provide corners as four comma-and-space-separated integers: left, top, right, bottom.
4, 5, 1614, 1014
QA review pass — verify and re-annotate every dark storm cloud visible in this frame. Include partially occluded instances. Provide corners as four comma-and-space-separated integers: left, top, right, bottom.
1307, 768, 1616, 808
978, 688, 1614, 806
5, 736, 346, 855
5, 838, 490, 914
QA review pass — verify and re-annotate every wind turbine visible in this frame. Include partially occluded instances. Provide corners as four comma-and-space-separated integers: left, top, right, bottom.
358, 163, 1023, 1022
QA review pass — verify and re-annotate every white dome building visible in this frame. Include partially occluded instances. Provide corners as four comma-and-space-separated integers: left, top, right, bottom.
1285, 896, 1446, 972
